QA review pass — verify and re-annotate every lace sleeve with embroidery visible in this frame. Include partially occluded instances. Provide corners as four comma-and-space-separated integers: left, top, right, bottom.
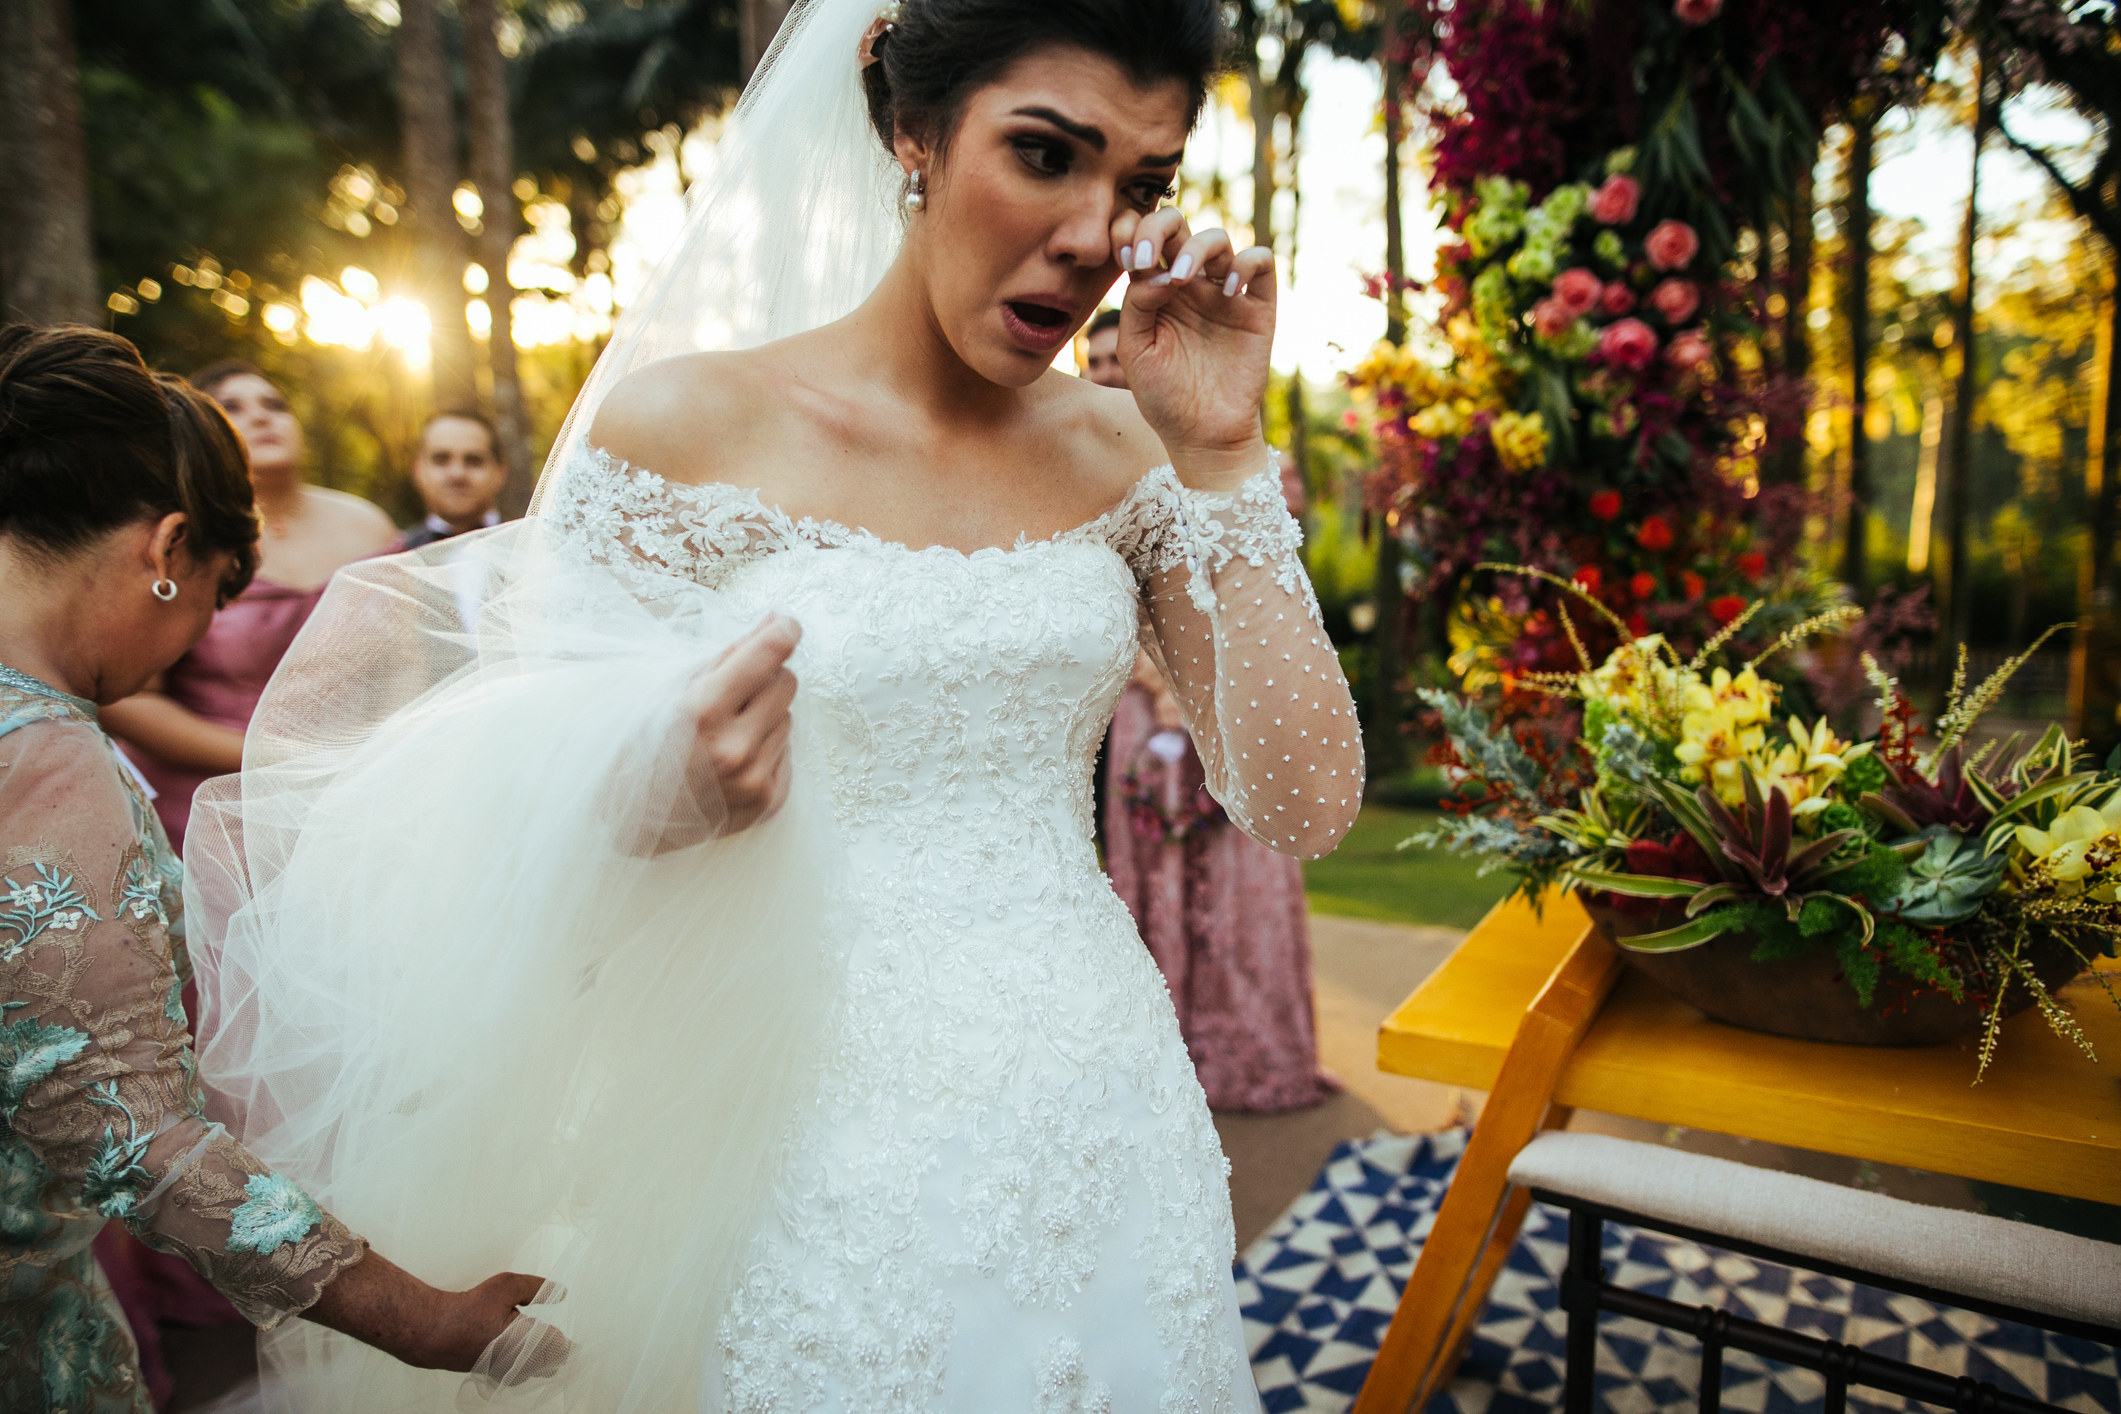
0, 720, 367, 1328
1119, 464, 1364, 860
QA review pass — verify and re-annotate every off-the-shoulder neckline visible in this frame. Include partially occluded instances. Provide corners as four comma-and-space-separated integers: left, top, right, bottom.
574, 443, 1187, 561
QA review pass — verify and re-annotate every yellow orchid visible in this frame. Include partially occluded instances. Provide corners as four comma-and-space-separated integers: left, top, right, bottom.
1685, 666, 1775, 728
1674, 700, 1767, 804
1785, 717, 1870, 780
1490, 410, 1550, 472
2015, 796, 2121, 899
1756, 743, 1835, 816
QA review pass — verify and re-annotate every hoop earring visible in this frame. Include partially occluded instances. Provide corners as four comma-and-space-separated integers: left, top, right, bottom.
904, 170, 925, 213
151, 579, 179, 603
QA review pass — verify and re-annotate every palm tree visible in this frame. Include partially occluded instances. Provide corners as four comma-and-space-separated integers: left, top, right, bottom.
463, 0, 532, 505
396, 0, 476, 408
0, 0, 98, 324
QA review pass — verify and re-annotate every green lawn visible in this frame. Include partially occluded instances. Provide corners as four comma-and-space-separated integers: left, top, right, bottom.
1303, 806, 1517, 931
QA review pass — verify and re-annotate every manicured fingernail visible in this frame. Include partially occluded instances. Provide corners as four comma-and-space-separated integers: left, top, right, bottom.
1171, 254, 1195, 282
1148, 273, 1172, 287
1135, 239, 1155, 270
1222, 272, 1241, 296
1116, 245, 1132, 271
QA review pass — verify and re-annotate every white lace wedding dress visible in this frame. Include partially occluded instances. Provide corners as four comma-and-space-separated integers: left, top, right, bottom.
188, 438, 1360, 1411
549, 447, 1362, 1411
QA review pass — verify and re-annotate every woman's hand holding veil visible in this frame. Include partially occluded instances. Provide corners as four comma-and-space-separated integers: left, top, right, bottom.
1109, 205, 1276, 491
657, 612, 803, 850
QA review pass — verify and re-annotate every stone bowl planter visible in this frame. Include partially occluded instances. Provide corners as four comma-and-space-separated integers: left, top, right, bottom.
1577, 894, 2088, 1047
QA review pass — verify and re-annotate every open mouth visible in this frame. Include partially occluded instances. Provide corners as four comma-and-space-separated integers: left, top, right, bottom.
1000, 299, 1076, 352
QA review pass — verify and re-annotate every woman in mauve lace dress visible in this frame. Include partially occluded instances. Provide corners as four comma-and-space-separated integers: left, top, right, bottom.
0, 325, 540, 1413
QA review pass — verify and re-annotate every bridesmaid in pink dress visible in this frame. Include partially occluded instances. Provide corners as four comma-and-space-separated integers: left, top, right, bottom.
97, 362, 397, 1405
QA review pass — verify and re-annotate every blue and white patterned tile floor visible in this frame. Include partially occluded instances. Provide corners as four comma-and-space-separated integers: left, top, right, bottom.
1235, 1131, 2119, 1414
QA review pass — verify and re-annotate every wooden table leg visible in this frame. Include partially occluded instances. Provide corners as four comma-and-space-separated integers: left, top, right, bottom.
1352, 925, 1619, 1414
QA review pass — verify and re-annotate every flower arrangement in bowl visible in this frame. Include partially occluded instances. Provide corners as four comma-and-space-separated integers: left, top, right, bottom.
1419, 569, 2121, 1078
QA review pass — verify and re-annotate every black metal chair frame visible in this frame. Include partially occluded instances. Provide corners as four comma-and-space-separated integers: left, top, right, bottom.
1533, 1189, 2121, 1414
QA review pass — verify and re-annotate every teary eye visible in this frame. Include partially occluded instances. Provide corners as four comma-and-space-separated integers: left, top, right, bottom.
1011, 137, 1070, 177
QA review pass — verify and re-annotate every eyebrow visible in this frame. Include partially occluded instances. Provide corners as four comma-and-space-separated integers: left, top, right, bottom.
1010, 105, 1183, 167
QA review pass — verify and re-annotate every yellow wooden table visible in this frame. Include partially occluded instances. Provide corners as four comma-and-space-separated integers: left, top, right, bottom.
1351, 889, 2121, 1414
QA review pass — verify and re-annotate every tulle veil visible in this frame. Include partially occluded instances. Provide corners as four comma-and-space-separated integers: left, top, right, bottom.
185, 1, 908, 1408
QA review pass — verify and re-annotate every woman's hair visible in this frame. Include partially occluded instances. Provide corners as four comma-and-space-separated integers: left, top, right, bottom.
0, 325, 259, 595
861, 0, 1228, 157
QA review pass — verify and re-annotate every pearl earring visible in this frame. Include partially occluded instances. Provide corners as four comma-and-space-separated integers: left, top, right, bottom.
904, 170, 925, 213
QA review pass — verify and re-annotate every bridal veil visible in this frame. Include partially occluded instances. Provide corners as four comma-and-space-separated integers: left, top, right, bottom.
185, 1, 908, 1407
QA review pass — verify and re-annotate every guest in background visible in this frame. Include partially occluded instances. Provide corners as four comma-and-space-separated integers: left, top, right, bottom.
0, 325, 542, 1412
102, 362, 396, 852
393, 409, 508, 552
1093, 323, 1336, 1113
93, 359, 395, 1394
1081, 307, 1124, 388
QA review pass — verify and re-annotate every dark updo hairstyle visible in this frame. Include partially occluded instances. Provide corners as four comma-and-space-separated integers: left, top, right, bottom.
0, 325, 260, 597
861, 0, 1229, 159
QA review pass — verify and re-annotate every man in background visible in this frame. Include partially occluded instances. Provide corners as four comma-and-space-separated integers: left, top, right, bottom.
1081, 308, 1124, 390
396, 409, 508, 551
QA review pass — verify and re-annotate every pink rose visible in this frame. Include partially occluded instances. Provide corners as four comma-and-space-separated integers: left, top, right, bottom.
1648, 278, 1700, 323
1645, 219, 1700, 271
1532, 296, 1576, 340
1599, 283, 1637, 316
1674, 0, 1722, 21
1597, 318, 1659, 371
1552, 268, 1603, 318
1666, 329, 1713, 370
1590, 174, 1641, 226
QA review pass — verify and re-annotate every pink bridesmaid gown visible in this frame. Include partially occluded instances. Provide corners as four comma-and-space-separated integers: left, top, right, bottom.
101, 577, 326, 1405
1104, 682, 1337, 1112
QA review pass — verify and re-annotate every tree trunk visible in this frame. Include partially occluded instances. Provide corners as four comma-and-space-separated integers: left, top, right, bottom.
1938, 53, 1991, 668
1380, 18, 1408, 348
462, 0, 533, 512
396, 0, 476, 409
0, 0, 97, 325
1763, 146, 1816, 486
1283, 89, 1309, 509
2070, 254, 2121, 763
1842, 109, 1876, 593
1246, 62, 1276, 256
1370, 4, 1410, 774
739, 0, 795, 82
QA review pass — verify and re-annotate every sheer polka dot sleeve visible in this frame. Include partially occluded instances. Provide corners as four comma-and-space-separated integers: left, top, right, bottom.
1116, 464, 1363, 860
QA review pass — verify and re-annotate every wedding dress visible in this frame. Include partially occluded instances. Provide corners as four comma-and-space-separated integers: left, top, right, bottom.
181, 1, 1363, 1409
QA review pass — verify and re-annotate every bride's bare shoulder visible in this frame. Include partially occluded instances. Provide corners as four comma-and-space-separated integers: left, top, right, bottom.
587, 350, 781, 484
1039, 372, 1169, 507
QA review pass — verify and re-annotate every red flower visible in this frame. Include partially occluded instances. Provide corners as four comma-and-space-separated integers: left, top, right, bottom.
1630, 571, 1657, 599
1681, 570, 1705, 600
1665, 330, 1714, 371
1708, 594, 1748, 625
1596, 318, 1659, 371
1645, 220, 1700, 272
1589, 174, 1641, 226
1572, 565, 1602, 595
1590, 489, 1622, 521
1736, 550, 1767, 582
1648, 278, 1700, 324
1599, 283, 1637, 316
1552, 268, 1603, 318
1626, 611, 1651, 637
1532, 296, 1576, 340
1635, 515, 1674, 551
1674, 0, 1722, 22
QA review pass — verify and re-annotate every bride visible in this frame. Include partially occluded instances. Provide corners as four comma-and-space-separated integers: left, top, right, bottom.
187, 0, 1362, 1408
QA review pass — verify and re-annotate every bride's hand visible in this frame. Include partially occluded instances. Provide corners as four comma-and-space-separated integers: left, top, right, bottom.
673, 613, 800, 844
1110, 206, 1275, 490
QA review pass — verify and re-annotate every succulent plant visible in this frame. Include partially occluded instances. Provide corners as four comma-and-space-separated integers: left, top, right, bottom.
1866, 745, 1992, 834
1879, 826, 2007, 927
